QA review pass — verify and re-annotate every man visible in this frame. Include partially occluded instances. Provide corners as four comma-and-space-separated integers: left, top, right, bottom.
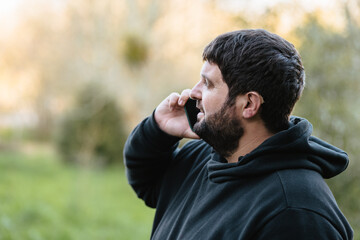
124, 29, 353, 239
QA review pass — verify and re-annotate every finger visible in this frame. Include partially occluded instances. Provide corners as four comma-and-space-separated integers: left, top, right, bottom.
168, 92, 180, 110
178, 89, 192, 106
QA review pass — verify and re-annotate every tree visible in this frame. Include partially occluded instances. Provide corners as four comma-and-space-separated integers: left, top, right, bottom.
294, 12, 360, 224
55, 84, 127, 167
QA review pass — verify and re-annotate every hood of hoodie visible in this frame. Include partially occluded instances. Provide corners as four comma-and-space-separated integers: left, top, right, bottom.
207, 116, 349, 183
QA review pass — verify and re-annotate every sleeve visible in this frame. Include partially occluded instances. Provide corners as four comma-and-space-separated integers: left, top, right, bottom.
123, 112, 181, 208
254, 208, 350, 240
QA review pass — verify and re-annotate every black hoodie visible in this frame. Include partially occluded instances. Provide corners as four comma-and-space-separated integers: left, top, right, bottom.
124, 114, 353, 240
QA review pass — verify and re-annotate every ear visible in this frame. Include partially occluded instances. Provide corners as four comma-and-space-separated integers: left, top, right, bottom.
242, 92, 264, 119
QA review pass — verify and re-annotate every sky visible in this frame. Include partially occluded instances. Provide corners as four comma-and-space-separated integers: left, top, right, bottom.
0, 0, 22, 13
217, 0, 341, 13
0, 0, 67, 35
0, 0, 29, 35
0, 0, 343, 17
0, 0, 23, 22
0, 0, 344, 34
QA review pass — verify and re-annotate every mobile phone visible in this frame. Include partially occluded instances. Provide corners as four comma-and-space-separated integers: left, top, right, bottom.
184, 98, 200, 132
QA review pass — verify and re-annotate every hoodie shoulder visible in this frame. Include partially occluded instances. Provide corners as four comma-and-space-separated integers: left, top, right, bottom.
276, 169, 335, 210
248, 169, 353, 239
275, 169, 353, 238
255, 206, 353, 240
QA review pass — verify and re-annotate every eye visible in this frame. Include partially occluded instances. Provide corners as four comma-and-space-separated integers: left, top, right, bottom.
204, 78, 214, 88
200, 76, 213, 88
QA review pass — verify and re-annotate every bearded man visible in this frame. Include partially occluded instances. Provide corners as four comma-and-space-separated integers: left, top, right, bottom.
124, 29, 353, 239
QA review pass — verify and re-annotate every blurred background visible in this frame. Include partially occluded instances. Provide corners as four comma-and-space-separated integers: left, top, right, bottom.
0, 0, 359, 239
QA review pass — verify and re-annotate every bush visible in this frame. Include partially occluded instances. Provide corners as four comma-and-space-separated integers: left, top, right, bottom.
55, 84, 127, 167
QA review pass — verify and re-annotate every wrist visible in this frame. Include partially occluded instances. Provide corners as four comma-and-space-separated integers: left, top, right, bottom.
148, 110, 182, 146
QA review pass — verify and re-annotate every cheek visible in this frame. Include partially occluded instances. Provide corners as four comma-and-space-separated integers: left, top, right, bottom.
203, 97, 223, 117
201, 94, 212, 115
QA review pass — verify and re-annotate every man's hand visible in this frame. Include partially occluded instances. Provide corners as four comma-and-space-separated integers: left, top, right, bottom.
154, 89, 200, 139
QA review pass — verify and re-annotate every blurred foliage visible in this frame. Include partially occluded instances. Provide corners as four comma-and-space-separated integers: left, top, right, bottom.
122, 33, 149, 66
0, 148, 154, 240
295, 15, 360, 153
55, 84, 127, 167
293, 9, 360, 230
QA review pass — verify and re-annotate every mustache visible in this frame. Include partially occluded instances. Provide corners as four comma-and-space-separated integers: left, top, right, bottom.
196, 101, 204, 112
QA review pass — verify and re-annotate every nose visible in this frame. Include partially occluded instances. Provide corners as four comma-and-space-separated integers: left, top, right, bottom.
190, 81, 202, 100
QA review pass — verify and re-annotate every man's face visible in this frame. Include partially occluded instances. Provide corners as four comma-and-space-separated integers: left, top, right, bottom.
190, 61, 229, 124
190, 62, 244, 158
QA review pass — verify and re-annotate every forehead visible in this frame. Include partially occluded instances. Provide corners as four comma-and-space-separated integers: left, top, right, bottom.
200, 61, 223, 82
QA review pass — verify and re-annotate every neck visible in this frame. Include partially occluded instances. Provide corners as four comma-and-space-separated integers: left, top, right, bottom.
226, 123, 274, 163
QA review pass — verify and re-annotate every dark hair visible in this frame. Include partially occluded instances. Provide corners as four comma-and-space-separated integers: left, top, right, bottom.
203, 29, 305, 133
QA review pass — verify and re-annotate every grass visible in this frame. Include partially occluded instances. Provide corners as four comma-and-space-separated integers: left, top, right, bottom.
1, 144, 359, 240
0, 145, 155, 240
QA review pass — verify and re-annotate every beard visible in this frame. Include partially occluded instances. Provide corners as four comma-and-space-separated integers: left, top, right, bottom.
193, 103, 244, 158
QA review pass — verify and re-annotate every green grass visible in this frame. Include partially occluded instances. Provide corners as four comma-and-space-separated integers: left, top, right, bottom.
0, 146, 155, 240
1, 145, 359, 240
